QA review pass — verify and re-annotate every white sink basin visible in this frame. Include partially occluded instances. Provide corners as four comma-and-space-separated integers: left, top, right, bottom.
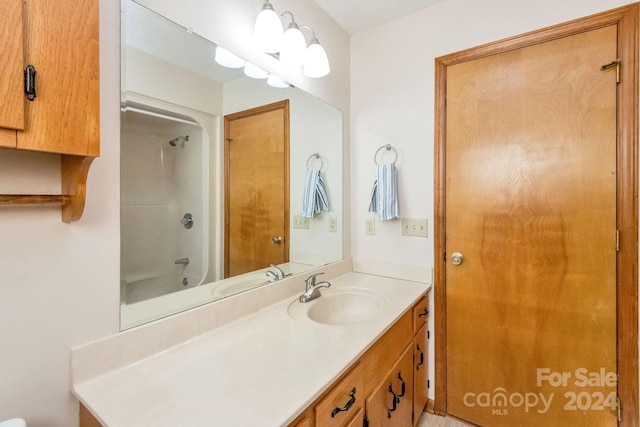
288, 287, 388, 325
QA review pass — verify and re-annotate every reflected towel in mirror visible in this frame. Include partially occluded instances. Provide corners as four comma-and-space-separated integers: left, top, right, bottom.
302, 169, 329, 218
368, 163, 399, 221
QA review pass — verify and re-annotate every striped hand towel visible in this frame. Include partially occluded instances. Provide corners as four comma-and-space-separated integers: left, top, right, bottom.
368, 163, 399, 221
302, 169, 329, 218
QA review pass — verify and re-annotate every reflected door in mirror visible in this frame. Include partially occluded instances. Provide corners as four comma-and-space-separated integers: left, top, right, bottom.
224, 100, 290, 277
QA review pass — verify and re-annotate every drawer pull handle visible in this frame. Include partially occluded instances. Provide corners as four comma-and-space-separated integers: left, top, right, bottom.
331, 387, 356, 418
418, 307, 429, 317
387, 383, 399, 418
416, 344, 424, 370
397, 371, 406, 398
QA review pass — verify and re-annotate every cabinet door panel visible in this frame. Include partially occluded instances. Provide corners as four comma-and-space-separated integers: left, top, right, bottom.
413, 323, 428, 425
366, 345, 414, 427
0, 129, 17, 148
0, 0, 24, 132
19, 0, 99, 155
0, 0, 25, 132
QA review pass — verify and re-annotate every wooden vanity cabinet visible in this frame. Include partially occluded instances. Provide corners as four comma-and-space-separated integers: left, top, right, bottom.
288, 292, 430, 427
0, 0, 100, 221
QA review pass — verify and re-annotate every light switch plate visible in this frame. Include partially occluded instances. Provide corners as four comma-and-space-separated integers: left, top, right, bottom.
328, 217, 338, 232
365, 218, 375, 235
293, 215, 309, 229
401, 218, 428, 237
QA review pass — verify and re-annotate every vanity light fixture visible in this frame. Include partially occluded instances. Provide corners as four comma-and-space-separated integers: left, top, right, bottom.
279, 12, 307, 67
300, 26, 330, 78
267, 74, 290, 88
244, 62, 269, 79
214, 46, 245, 68
253, 0, 283, 53
253, 1, 331, 78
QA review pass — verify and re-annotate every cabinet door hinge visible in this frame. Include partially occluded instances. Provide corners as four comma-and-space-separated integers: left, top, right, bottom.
428, 379, 431, 389
616, 229, 620, 252
601, 59, 620, 84
427, 330, 430, 340
617, 397, 621, 421
24, 64, 37, 101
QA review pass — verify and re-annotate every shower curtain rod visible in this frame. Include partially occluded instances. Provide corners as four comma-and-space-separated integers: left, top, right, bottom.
121, 106, 201, 126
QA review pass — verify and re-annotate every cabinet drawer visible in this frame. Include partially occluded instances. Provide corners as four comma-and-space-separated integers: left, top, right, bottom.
345, 408, 364, 427
412, 296, 429, 333
315, 364, 364, 427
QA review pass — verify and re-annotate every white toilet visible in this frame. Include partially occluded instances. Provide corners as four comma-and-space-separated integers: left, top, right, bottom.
0, 419, 26, 427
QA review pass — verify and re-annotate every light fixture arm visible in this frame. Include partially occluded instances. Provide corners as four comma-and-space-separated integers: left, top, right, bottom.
280, 11, 297, 29
299, 25, 319, 45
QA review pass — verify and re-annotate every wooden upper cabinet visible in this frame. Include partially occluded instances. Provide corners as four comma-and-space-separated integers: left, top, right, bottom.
19, 0, 100, 156
0, 0, 25, 139
0, 0, 99, 222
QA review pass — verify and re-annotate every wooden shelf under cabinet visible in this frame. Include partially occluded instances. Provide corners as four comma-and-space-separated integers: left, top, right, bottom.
0, 0, 100, 222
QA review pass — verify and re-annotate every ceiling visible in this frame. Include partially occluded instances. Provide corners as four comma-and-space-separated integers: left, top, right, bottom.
312, 0, 447, 35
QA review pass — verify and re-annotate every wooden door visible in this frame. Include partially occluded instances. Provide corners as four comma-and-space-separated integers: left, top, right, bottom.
443, 25, 618, 426
224, 100, 290, 278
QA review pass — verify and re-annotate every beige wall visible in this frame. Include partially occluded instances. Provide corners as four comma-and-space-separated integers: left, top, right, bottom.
350, 0, 637, 400
0, 0, 349, 426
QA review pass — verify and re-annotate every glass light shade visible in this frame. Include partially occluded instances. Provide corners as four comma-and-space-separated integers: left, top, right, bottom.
267, 74, 290, 88
304, 40, 330, 78
279, 25, 307, 66
214, 47, 245, 68
253, 3, 283, 53
244, 62, 268, 79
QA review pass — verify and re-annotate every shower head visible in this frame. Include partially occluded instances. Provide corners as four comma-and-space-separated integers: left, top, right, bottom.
169, 135, 189, 146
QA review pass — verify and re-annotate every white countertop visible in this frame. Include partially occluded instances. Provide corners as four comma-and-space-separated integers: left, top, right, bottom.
73, 271, 429, 426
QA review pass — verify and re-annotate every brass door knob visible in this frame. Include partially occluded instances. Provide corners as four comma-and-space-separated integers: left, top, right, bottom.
272, 236, 283, 244
451, 252, 464, 266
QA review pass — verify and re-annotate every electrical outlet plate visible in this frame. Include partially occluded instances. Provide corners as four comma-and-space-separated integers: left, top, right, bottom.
401, 218, 428, 237
328, 217, 337, 232
365, 218, 375, 235
293, 215, 309, 229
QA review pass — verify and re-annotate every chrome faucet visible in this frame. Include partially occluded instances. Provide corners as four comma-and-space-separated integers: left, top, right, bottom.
265, 264, 289, 282
299, 272, 331, 303
175, 257, 190, 265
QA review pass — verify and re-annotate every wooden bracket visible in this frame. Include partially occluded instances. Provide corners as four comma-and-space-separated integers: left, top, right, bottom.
0, 155, 95, 222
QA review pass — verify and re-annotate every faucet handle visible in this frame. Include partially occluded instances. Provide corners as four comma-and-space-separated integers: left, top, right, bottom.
305, 272, 325, 288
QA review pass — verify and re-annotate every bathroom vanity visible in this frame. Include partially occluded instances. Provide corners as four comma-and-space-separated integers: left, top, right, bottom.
72, 261, 431, 426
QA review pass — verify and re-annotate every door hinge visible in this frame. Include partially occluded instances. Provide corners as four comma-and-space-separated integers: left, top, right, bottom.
24, 64, 37, 101
428, 379, 431, 389
427, 330, 430, 339
601, 59, 620, 84
616, 229, 620, 252
617, 397, 621, 421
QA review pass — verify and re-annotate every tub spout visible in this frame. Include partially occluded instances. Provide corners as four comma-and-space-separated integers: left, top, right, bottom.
175, 257, 190, 265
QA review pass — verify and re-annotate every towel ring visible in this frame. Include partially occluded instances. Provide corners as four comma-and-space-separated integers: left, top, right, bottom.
374, 144, 398, 165
306, 153, 323, 171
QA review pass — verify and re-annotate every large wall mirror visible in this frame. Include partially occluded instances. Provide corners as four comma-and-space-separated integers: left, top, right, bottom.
120, 0, 343, 329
